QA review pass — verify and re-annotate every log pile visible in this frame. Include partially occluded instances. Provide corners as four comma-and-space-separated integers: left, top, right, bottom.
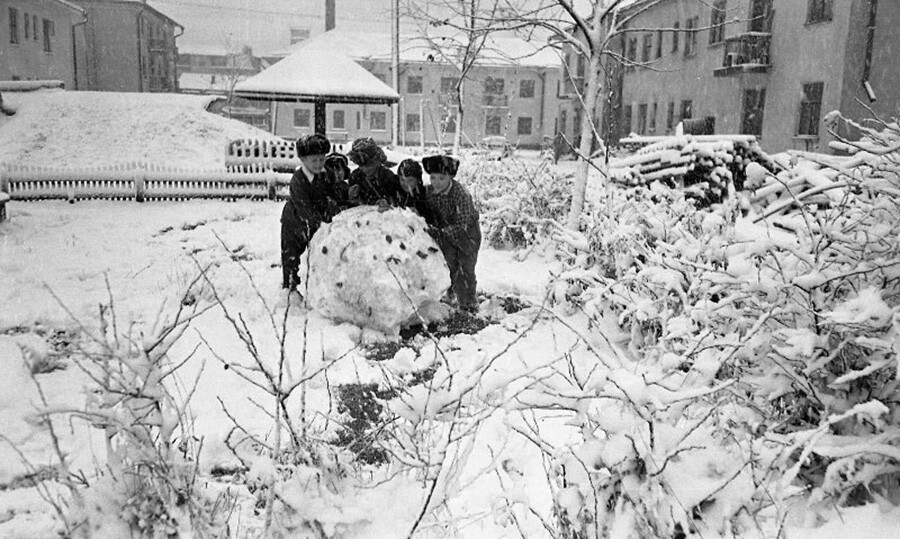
609, 135, 778, 205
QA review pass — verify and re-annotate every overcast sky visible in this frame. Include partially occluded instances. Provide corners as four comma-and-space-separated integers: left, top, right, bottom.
151, 0, 599, 55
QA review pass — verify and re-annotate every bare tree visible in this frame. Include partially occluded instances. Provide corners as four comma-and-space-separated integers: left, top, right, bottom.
402, 0, 508, 154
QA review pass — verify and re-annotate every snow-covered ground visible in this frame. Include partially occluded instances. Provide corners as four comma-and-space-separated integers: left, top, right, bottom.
0, 90, 277, 169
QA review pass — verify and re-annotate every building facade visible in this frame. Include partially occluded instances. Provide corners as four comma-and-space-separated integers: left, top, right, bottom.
561, 0, 900, 153
272, 60, 558, 149
0, 0, 86, 88
73, 0, 180, 92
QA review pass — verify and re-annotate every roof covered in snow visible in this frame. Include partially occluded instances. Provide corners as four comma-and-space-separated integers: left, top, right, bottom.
267, 29, 561, 68
233, 42, 400, 104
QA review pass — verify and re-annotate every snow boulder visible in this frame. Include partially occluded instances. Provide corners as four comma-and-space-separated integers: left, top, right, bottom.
302, 206, 450, 334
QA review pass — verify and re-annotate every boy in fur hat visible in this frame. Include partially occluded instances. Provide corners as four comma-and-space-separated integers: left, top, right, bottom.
281, 134, 331, 291
422, 155, 481, 312
346, 137, 404, 208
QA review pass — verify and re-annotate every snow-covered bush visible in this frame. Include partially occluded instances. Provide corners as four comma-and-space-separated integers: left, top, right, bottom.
544, 116, 900, 535
460, 156, 576, 248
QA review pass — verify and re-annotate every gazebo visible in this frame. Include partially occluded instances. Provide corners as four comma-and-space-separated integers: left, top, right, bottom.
233, 42, 399, 136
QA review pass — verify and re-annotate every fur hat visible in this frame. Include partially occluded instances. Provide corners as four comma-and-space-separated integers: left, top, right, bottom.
296, 134, 331, 157
347, 137, 386, 166
324, 153, 351, 178
422, 154, 459, 177
397, 159, 423, 181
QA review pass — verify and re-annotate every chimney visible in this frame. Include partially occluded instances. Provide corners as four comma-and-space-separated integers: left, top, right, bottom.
325, 0, 336, 31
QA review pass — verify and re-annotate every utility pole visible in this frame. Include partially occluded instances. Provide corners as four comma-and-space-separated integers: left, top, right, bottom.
391, 0, 400, 147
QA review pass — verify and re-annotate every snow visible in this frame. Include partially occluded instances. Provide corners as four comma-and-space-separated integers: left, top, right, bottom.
0, 89, 277, 169
234, 43, 400, 102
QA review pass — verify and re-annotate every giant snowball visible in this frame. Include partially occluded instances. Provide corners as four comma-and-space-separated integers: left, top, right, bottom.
300, 206, 450, 334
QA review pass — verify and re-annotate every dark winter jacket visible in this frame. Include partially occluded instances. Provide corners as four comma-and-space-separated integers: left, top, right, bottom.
348, 166, 404, 207
398, 184, 437, 226
280, 168, 324, 289
311, 173, 349, 222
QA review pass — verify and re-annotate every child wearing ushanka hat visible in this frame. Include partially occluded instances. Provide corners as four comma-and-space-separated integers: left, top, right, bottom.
422, 154, 481, 312
346, 137, 404, 208
281, 134, 331, 291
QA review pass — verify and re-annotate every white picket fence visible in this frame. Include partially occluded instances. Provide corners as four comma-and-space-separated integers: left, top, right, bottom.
0, 162, 293, 203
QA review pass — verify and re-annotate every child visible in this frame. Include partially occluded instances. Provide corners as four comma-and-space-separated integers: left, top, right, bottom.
281, 134, 331, 291
346, 137, 403, 208
422, 155, 481, 312
397, 159, 435, 225
314, 152, 351, 220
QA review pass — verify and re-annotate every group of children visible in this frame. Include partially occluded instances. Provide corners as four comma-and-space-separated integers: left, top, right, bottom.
280, 135, 481, 312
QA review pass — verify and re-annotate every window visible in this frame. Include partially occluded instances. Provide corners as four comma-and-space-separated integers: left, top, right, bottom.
749, 0, 772, 32
333, 109, 345, 130
407, 75, 423, 94
406, 113, 420, 132
42, 19, 53, 52
8, 7, 18, 44
672, 21, 680, 53
681, 100, 693, 120
356, 111, 361, 130
560, 110, 567, 136
684, 17, 699, 56
649, 103, 658, 132
485, 113, 502, 136
483, 77, 506, 106
290, 27, 310, 45
798, 82, 824, 136
24, 12, 29, 40
638, 103, 648, 135
710, 1, 726, 44
519, 79, 535, 98
517, 117, 533, 136
293, 108, 311, 128
807, 0, 832, 24
623, 105, 632, 134
626, 37, 637, 66
370, 111, 386, 131
641, 33, 652, 62
32, 14, 38, 41
656, 30, 663, 58
741, 88, 766, 136
576, 55, 585, 79
666, 102, 675, 131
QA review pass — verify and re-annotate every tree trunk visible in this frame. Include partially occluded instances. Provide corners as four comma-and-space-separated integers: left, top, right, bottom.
566, 52, 602, 229
453, 79, 465, 155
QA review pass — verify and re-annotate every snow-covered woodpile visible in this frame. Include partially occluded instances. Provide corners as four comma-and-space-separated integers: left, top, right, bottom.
300, 206, 450, 335
609, 135, 778, 205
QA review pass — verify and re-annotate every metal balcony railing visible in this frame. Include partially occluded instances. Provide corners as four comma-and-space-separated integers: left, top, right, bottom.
713, 32, 771, 76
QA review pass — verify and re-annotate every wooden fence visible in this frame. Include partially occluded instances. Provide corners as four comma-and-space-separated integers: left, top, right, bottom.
0, 162, 293, 202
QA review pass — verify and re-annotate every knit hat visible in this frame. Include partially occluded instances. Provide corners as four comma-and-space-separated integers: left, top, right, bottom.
422, 154, 459, 177
296, 134, 331, 157
347, 137, 386, 166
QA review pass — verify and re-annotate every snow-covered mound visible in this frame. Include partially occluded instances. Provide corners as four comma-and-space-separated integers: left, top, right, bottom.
302, 206, 450, 335
0, 89, 278, 168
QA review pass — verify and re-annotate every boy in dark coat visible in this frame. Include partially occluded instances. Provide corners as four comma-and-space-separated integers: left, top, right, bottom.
423, 155, 481, 312
314, 152, 351, 220
281, 134, 331, 291
346, 137, 404, 208
397, 159, 436, 226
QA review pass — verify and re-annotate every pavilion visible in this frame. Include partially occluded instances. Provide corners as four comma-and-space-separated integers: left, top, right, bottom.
233, 42, 399, 136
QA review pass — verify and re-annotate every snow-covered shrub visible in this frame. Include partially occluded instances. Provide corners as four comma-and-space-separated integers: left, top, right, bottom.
546, 117, 900, 535
460, 156, 575, 248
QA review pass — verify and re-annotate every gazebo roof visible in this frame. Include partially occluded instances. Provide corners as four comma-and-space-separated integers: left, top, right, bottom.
233, 42, 400, 104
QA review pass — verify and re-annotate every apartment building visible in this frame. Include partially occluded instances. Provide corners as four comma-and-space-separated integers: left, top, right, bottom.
0, 0, 86, 88
73, 0, 181, 92
266, 30, 560, 149
558, 0, 899, 153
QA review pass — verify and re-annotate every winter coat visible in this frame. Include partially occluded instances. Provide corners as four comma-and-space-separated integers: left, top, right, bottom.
311, 173, 349, 222
398, 183, 437, 226
425, 180, 481, 256
348, 166, 404, 207
280, 168, 324, 289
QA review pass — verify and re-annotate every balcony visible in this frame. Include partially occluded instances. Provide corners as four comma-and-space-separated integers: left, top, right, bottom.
713, 32, 771, 77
